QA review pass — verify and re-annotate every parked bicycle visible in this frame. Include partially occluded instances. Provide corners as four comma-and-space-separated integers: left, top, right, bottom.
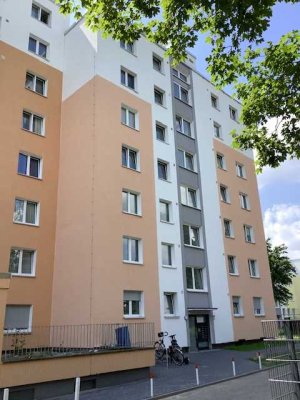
154, 331, 184, 366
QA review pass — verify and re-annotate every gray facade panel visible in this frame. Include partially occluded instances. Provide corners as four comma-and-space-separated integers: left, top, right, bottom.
186, 291, 210, 309
177, 167, 199, 188
183, 247, 206, 266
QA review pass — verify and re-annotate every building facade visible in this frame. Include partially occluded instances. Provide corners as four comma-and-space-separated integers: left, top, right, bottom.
0, 0, 276, 392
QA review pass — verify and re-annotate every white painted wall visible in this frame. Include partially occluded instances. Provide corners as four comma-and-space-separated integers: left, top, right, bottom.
0, 0, 67, 70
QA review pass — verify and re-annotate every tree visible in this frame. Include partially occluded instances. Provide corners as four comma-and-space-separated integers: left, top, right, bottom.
56, 1, 300, 169
267, 239, 297, 305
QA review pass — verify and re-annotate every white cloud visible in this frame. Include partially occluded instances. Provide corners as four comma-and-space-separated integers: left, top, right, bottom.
264, 204, 300, 260
257, 159, 300, 190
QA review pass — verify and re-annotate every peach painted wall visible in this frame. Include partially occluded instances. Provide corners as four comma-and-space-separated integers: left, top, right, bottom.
52, 76, 161, 329
0, 42, 62, 326
214, 139, 276, 340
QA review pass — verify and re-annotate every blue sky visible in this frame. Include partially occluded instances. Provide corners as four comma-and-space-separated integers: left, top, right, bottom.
190, 2, 300, 258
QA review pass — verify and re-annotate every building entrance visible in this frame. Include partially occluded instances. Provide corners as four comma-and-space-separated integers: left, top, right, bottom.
189, 315, 210, 350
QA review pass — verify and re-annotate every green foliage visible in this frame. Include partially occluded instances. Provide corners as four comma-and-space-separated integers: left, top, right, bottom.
267, 239, 297, 305
56, 1, 300, 168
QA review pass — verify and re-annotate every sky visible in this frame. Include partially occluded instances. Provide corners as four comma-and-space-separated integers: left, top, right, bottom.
190, 2, 300, 260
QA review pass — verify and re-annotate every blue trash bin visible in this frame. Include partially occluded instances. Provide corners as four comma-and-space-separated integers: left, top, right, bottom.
115, 326, 131, 347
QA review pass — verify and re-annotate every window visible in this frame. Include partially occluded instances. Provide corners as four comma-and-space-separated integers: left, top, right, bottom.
232, 296, 243, 316
214, 122, 222, 139
180, 186, 198, 208
25, 72, 46, 96
156, 124, 166, 142
122, 146, 139, 171
164, 293, 176, 315
160, 200, 171, 222
178, 149, 196, 172
157, 160, 169, 181
123, 291, 143, 317
183, 225, 202, 248
228, 255, 238, 275
220, 185, 229, 203
236, 162, 246, 178
121, 68, 135, 90
123, 237, 142, 263
186, 267, 204, 291
240, 193, 250, 210
28, 36, 48, 59
173, 82, 189, 103
4, 305, 32, 332
31, 3, 50, 25
253, 297, 264, 316
175, 116, 192, 137
211, 94, 218, 109
9, 248, 36, 276
120, 41, 134, 54
122, 190, 140, 215
161, 243, 173, 267
22, 111, 44, 135
216, 153, 225, 169
172, 68, 188, 82
248, 259, 259, 278
14, 199, 39, 225
244, 225, 255, 243
154, 88, 164, 106
153, 55, 162, 72
224, 219, 234, 238
18, 153, 41, 178
229, 106, 238, 121
121, 106, 137, 129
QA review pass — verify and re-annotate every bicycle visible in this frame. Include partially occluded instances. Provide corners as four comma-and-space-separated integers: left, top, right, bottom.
154, 332, 184, 366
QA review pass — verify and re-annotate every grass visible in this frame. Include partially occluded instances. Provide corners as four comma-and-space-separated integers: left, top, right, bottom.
224, 341, 265, 352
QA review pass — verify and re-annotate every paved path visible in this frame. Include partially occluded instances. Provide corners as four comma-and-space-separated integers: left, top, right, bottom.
163, 370, 271, 400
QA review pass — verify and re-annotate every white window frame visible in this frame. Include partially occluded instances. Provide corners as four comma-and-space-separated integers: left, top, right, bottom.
122, 145, 139, 171
13, 198, 40, 226
120, 67, 136, 90
161, 243, 174, 267
159, 200, 172, 223
229, 106, 238, 121
224, 219, 234, 238
22, 110, 45, 135
157, 160, 169, 181
25, 72, 47, 96
153, 54, 163, 72
178, 149, 196, 172
31, 2, 51, 25
123, 291, 144, 318
240, 193, 250, 210
180, 186, 199, 209
183, 224, 203, 248
18, 152, 42, 179
248, 259, 260, 278
213, 122, 222, 139
244, 225, 255, 243
228, 255, 238, 275
173, 82, 189, 103
186, 266, 206, 292
120, 40, 135, 54
211, 94, 219, 109
220, 185, 230, 203
122, 236, 143, 264
28, 35, 48, 59
4, 305, 33, 333
156, 123, 167, 143
253, 297, 265, 316
232, 296, 243, 317
9, 248, 36, 277
175, 115, 192, 137
164, 292, 176, 316
122, 190, 141, 216
216, 153, 226, 170
121, 106, 138, 129
236, 162, 246, 178
172, 68, 188, 83
154, 87, 165, 106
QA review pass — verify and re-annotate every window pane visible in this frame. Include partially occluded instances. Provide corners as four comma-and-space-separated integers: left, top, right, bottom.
123, 300, 129, 315
176, 116, 182, 132
162, 244, 171, 265
4, 305, 31, 330
33, 115, 43, 134
35, 78, 45, 95
28, 37, 37, 53
122, 191, 128, 212
129, 193, 137, 214
185, 153, 194, 170
194, 268, 203, 290
29, 157, 40, 177
18, 153, 27, 175
25, 73, 34, 90
191, 227, 200, 247
180, 186, 187, 205
31, 4, 39, 19
183, 120, 191, 136
121, 108, 127, 124
186, 267, 193, 289
25, 201, 37, 224
38, 42, 47, 58
128, 111, 135, 128
40, 9, 49, 24
173, 83, 180, 98
127, 43, 134, 53
9, 249, 20, 274
123, 238, 129, 260
158, 162, 167, 180
131, 239, 139, 262
181, 88, 188, 102
121, 70, 126, 85
129, 150, 137, 169
155, 90, 163, 104
153, 57, 161, 71
188, 189, 197, 207
22, 112, 31, 130
183, 225, 190, 245
164, 294, 174, 314
156, 125, 165, 141
160, 202, 169, 222
14, 200, 24, 222
127, 74, 135, 89
178, 150, 185, 167
22, 250, 33, 274
122, 147, 127, 167
131, 300, 140, 315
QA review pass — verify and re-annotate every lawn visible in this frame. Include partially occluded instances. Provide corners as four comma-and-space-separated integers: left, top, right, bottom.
224, 341, 265, 352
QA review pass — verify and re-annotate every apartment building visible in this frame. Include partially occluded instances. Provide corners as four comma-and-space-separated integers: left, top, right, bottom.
0, 0, 275, 394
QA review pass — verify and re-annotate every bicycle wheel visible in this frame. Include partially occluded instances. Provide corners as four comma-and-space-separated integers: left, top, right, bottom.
171, 348, 184, 366
154, 342, 165, 360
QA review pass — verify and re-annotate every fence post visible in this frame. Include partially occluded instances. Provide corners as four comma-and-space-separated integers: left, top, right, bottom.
257, 352, 262, 370
195, 364, 200, 385
149, 373, 154, 398
74, 377, 80, 400
232, 357, 236, 377
3, 389, 9, 400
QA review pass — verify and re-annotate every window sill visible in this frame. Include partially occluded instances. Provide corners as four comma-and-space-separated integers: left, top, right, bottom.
13, 221, 39, 228
123, 261, 144, 266
120, 48, 136, 57
164, 315, 180, 319
233, 314, 244, 318
153, 68, 165, 75
184, 244, 204, 250
22, 128, 45, 137
158, 178, 172, 183
18, 173, 42, 181
10, 274, 35, 278
154, 102, 167, 110
121, 83, 138, 94
4, 329, 32, 335
241, 207, 251, 211
217, 167, 227, 172
229, 273, 239, 277
160, 220, 174, 225
254, 314, 265, 318
237, 175, 247, 180
221, 200, 231, 205
214, 136, 223, 141
212, 106, 220, 112
179, 166, 198, 174
156, 138, 169, 145
28, 50, 49, 62
181, 204, 201, 211
121, 122, 140, 132
176, 130, 195, 140
25, 87, 47, 98
162, 264, 177, 269
250, 275, 260, 279
245, 240, 256, 245
225, 235, 235, 240
187, 289, 208, 293
122, 211, 142, 218
122, 166, 141, 173
123, 315, 145, 319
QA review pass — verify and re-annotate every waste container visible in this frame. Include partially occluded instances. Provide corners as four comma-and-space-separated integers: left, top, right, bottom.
115, 326, 131, 347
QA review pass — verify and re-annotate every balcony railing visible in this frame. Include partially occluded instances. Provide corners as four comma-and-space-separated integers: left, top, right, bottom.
2, 322, 155, 362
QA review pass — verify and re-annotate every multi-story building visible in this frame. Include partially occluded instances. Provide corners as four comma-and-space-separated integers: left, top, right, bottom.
0, 0, 276, 395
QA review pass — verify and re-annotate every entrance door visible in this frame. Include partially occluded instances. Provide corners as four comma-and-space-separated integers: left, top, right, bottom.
189, 315, 210, 350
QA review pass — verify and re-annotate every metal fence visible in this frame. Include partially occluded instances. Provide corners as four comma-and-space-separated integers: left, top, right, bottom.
262, 320, 300, 400
2, 322, 155, 362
